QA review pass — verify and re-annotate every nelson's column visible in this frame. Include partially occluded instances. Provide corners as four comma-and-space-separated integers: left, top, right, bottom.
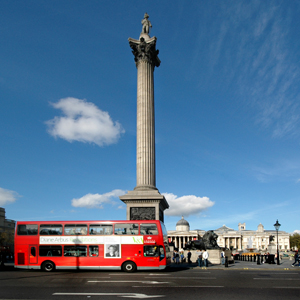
119, 13, 169, 222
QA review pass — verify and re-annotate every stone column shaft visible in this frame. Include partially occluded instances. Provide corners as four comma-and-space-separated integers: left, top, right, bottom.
136, 60, 156, 189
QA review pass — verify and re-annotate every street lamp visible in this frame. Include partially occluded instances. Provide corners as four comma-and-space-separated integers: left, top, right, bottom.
274, 220, 281, 265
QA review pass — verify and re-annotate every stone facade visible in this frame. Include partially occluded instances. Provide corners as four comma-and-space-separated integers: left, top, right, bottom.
215, 223, 290, 251
0, 207, 15, 234
167, 217, 290, 251
168, 217, 203, 249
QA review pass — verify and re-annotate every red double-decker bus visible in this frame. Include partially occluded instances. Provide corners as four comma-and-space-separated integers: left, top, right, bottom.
14, 220, 171, 272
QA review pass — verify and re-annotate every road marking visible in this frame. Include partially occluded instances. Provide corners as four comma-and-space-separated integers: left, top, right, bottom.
254, 278, 300, 280
145, 277, 216, 279
273, 287, 300, 289
88, 280, 169, 284
53, 292, 164, 298
109, 273, 152, 276
133, 286, 224, 288
240, 272, 298, 275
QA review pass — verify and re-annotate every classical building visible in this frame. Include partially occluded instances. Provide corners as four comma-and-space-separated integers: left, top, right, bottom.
0, 207, 15, 234
167, 217, 204, 249
215, 222, 290, 251
167, 217, 290, 251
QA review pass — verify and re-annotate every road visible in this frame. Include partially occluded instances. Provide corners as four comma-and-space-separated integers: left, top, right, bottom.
1, 266, 300, 299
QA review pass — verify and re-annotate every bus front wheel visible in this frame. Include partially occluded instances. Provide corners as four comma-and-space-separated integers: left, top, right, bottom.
42, 261, 55, 272
122, 261, 137, 273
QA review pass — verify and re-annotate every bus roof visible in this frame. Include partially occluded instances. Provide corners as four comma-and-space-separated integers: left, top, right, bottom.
16, 220, 162, 224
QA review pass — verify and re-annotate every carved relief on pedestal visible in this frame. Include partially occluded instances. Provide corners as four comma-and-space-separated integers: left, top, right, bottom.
130, 207, 155, 220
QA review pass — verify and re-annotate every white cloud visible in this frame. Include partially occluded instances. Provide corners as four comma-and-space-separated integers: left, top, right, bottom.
46, 97, 124, 146
292, 230, 300, 234
163, 193, 214, 217
71, 189, 125, 209
0, 187, 20, 206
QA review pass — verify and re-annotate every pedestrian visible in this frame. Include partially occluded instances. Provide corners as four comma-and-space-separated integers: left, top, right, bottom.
291, 251, 299, 267
180, 252, 185, 263
172, 250, 176, 263
175, 251, 180, 264
187, 250, 192, 264
197, 251, 203, 267
203, 249, 209, 267
0, 251, 4, 270
221, 249, 225, 265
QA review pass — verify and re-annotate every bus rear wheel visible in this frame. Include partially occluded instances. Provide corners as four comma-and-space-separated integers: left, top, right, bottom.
42, 261, 55, 272
122, 261, 137, 273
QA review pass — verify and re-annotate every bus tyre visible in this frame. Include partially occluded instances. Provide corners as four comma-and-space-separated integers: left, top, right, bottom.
42, 261, 55, 272
122, 261, 137, 273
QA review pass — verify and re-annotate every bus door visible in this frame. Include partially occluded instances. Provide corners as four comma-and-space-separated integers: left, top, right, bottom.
143, 245, 160, 267
29, 245, 38, 264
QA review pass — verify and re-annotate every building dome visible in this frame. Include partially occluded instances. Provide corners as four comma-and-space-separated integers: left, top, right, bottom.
176, 216, 190, 232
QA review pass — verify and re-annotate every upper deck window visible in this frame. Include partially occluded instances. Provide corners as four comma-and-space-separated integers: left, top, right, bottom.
40, 225, 62, 235
89, 224, 113, 235
64, 224, 87, 235
140, 224, 158, 235
17, 224, 38, 235
114, 223, 139, 235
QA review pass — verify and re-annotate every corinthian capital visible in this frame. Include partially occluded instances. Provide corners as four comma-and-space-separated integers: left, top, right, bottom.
129, 36, 160, 68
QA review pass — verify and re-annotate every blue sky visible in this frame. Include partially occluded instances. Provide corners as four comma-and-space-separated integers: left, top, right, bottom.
1, 0, 300, 234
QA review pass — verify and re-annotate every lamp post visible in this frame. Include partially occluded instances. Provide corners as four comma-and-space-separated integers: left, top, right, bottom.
274, 220, 281, 265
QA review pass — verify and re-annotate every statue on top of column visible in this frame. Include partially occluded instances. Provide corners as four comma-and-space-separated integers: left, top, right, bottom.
141, 13, 152, 34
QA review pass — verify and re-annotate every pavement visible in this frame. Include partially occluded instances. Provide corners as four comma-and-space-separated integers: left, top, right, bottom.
169, 257, 300, 271
2, 258, 300, 271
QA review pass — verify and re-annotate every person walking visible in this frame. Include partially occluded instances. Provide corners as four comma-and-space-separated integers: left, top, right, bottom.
187, 250, 192, 264
180, 252, 185, 263
175, 251, 180, 264
197, 251, 203, 267
0, 251, 4, 270
221, 249, 225, 265
172, 250, 176, 263
291, 251, 299, 267
203, 249, 209, 267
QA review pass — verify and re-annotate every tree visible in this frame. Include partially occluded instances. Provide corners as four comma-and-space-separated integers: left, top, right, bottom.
290, 233, 300, 250
0, 231, 14, 248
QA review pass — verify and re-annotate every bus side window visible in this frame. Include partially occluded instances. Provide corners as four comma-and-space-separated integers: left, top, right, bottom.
39, 246, 62, 257
89, 224, 113, 235
114, 224, 139, 235
64, 224, 87, 235
64, 246, 87, 257
89, 246, 99, 257
31, 247, 36, 257
17, 224, 38, 235
40, 224, 62, 235
140, 224, 158, 235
